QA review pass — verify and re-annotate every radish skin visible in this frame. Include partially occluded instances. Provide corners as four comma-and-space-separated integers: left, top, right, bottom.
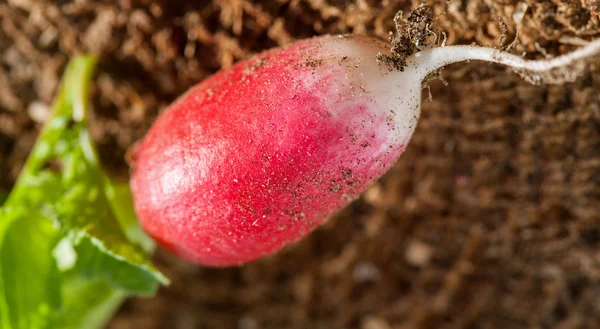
131, 34, 600, 266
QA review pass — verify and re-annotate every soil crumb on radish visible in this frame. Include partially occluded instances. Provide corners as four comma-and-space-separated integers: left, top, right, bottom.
377, 4, 435, 72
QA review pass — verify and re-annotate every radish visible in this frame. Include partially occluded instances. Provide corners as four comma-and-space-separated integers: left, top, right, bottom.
131, 33, 600, 266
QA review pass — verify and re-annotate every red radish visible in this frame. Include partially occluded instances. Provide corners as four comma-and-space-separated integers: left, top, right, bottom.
131, 34, 600, 266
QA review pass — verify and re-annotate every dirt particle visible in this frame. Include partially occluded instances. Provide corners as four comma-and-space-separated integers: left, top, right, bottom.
329, 180, 342, 193
376, 4, 434, 72
342, 169, 353, 179
346, 180, 359, 187
84, 10, 117, 54
244, 57, 266, 74
27, 101, 51, 124
405, 239, 433, 267
305, 58, 323, 68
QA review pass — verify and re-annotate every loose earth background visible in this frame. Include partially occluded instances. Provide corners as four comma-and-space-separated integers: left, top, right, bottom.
1, 1, 600, 328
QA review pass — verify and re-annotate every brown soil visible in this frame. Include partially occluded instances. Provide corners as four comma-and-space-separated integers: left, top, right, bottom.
2, 1, 600, 329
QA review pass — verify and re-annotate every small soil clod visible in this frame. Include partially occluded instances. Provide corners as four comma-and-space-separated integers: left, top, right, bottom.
377, 4, 435, 72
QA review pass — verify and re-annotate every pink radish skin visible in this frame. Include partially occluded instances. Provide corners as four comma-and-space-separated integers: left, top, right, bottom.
132, 34, 600, 266
132, 36, 418, 266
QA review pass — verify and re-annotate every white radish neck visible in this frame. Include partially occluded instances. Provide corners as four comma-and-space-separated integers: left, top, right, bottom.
409, 38, 600, 84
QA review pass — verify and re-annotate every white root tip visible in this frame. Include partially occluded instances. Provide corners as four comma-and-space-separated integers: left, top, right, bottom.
410, 38, 600, 85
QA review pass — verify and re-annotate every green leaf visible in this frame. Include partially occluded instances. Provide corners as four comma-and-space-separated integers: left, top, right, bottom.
54, 272, 125, 329
7, 56, 167, 293
0, 190, 7, 206
0, 56, 167, 329
0, 207, 61, 329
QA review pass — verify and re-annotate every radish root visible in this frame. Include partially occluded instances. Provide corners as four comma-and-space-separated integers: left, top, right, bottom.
412, 39, 600, 85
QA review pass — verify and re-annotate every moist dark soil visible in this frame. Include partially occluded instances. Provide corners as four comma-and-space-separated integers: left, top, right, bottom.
2, 1, 600, 329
